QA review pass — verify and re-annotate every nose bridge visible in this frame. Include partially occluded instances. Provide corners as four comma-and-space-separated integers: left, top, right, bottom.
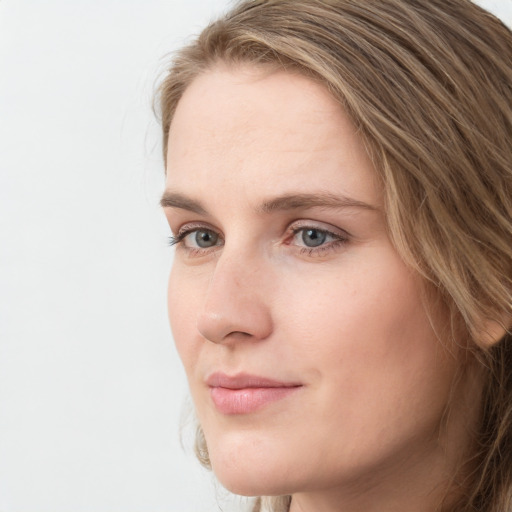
197, 245, 273, 344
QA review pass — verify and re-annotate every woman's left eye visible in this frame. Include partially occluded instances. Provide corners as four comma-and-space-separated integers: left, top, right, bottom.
295, 228, 330, 247
289, 226, 348, 253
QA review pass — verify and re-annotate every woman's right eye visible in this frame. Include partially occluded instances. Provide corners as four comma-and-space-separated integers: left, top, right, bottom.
169, 227, 223, 251
185, 229, 221, 248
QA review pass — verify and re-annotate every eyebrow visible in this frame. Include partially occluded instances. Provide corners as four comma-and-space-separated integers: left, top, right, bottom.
257, 193, 377, 213
160, 191, 377, 214
160, 192, 207, 214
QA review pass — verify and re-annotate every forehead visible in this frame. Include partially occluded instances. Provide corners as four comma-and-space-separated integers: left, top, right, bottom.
169, 65, 346, 151
166, 65, 380, 209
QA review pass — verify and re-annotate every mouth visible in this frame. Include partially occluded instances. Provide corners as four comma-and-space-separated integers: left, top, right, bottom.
206, 372, 303, 415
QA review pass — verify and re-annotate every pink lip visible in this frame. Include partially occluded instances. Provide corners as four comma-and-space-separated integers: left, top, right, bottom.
206, 372, 302, 415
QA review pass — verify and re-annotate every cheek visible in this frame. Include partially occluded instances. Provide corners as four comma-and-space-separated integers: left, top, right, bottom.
276, 253, 414, 346
167, 263, 202, 373
279, 250, 430, 346
276, 250, 455, 414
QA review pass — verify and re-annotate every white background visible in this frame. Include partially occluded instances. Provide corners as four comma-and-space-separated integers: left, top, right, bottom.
0, 1, 511, 511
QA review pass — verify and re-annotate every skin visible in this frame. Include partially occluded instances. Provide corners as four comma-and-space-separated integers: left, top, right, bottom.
162, 65, 478, 512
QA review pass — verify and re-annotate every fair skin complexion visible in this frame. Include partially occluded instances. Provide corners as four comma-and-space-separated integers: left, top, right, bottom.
162, 65, 478, 512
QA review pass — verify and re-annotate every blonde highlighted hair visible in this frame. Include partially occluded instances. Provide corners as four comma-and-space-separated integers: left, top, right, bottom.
157, 1, 512, 510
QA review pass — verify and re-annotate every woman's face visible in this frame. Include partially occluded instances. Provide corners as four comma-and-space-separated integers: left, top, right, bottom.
163, 66, 464, 502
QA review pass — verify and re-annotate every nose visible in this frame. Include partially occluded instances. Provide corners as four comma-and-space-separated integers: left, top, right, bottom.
196, 251, 273, 344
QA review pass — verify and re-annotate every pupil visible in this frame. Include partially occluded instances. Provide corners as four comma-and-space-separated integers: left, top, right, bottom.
302, 229, 326, 247
195, 230, 218, 248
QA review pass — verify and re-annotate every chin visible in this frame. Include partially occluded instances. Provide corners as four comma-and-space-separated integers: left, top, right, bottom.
206, 432, 304, 497
213, 463, 296, 497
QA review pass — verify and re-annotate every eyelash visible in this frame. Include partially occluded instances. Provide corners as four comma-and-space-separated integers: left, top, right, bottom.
290, 226, 348, 256
168, 223, 350, 257
168, 224, 223, 257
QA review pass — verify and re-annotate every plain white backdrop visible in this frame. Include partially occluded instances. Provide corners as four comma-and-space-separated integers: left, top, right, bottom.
0, 1, 511, 511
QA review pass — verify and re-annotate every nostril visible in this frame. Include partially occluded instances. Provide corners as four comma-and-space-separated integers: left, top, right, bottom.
197, 313, 253, 344
196, 257, 273, 344
197, 303, 272, 345
226, 331, 253, 340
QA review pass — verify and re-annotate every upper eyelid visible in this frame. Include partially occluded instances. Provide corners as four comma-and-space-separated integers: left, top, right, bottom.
171, 219, 350, 240
175, 221, 221, 236
288, 219, 351, 238
291, 228, 346, 241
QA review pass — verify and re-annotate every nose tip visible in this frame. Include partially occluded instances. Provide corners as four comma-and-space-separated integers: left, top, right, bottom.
197, 301, 273, 344
196, 257, 273, 345
197, 311, 250, 343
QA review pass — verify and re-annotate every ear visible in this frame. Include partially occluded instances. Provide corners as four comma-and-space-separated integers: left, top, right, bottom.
476, 317, 511, 348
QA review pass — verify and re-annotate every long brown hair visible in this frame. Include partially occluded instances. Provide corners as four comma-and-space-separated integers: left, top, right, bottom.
157, 1, 512, 510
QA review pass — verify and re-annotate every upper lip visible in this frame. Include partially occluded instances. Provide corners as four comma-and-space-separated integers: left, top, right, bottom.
206, 372, 302, 390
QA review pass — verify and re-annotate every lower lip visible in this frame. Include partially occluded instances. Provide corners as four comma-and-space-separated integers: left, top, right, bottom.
210, 386, 301, 415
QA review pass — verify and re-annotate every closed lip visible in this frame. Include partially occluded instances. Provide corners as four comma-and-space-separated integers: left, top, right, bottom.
207, 372, 303, 415
206, 372, 302, 390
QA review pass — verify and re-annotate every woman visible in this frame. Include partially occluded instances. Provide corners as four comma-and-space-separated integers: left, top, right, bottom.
158, 1, 512, 511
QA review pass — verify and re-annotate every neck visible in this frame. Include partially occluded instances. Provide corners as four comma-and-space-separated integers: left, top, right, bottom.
289, 446, 453, 512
